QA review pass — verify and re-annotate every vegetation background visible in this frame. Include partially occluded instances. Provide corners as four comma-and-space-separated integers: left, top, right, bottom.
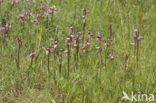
0, 0, 156, 102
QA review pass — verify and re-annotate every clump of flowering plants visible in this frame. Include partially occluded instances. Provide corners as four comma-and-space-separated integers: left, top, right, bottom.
0, 1, 155, 102
46, 5, 58, 29
0, 22, 12, 37
17, 13, 28, 24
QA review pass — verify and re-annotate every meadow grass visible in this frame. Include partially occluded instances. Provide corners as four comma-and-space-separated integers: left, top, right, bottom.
0, 0, 156, 103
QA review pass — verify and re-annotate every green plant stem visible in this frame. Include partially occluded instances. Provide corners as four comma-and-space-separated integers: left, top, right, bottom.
133, 46, 136, 90
0, 4, 1, 20
105, 46, 108, 70
136, 41, 139, 69
17, 44, 21, 68
99, 42, 102, 67
51, 12, 54, 31
74, 0, 77, 20
59, 55, 62, 73
48, 54, 50, 73
67, 45, 70, 78
59, 62, 62, 74
82, 19, 86, 44
46, 16, 49, 28
29, 58, 33, 69
76, 40, 79, 68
